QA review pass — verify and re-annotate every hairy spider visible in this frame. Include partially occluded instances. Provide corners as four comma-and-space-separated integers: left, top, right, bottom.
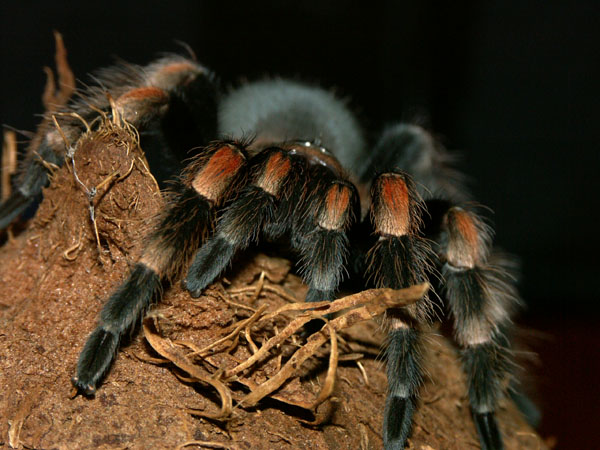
0, 52, 521, 450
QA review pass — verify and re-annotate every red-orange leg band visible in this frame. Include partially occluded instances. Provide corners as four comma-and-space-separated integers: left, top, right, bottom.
373, 174, 410, 237
146, 61, 206, 89
192, 145, 245, 202
115, 87, 169, 122
444, 207, 481, 268
256, 151, 292, 196
318, 183, 352, 230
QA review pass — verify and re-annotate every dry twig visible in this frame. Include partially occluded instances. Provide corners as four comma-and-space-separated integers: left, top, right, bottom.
143, 283, 429, 419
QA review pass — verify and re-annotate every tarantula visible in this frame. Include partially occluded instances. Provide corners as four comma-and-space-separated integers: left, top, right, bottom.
0, 52, 520, 450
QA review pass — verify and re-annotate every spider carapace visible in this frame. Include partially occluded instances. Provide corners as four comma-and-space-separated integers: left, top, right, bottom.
0, 54, 521, 450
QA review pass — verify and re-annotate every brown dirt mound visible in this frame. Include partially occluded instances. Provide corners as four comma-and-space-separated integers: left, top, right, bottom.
0, 118, 545, 450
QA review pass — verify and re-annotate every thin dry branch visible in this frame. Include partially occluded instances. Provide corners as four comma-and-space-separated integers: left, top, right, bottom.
42, 31, 76, 109
143, 283, 429, 418
2, 131, 17, 201
238, 284, 428, 407
26, 32, 76, 160
143, 317, 233, 420
175, 440, 239, 450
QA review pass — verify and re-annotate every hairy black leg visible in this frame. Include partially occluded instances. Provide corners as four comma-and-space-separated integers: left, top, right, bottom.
0, 138, 62, 229
440, 207, 520, 450
184, 148, 295, 297
0, 90, 126, 230
0, 119, 82, 230
292, 164, 359, 303
359, 124, 467, 202
1, 56, 217, 230
0, 193, 31, 230
366, 172, 432, 449
73, 264, 160, 394
184, 147, 359, 305
73, 143, 246, 394
463, 339, 508, 450
140, 59, 219, 186
2, 83, 172, 230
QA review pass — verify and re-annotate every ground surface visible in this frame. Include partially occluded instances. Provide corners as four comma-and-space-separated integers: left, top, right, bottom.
0, 120, 545, 449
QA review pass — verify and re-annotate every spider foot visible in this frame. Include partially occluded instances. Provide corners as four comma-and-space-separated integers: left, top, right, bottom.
72, 328, 119, 396
474, 411, 504, 450
183, 236, 236, 297
384, 395, 415, 450
382, 327, 423, 450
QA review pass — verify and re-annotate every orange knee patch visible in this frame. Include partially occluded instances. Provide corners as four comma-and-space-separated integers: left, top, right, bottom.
373, 174, 410, 236
256, 151, 292, 196
445, 208, 481, 268
192, 146, 245, 202
116, 86, 168, 103
318, 183, 352, 230
115, 87, 168, 122
147, 61, 204, 90
159, 62, 198, 74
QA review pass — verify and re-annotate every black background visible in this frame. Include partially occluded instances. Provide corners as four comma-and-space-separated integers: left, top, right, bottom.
1, 1, 598, 447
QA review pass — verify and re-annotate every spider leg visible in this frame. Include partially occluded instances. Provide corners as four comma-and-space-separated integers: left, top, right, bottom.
366, 172, 432, 450
292, 164, 359, 303
183, 144, 359, 306
0, 56, 217, 230
360, 123, 467, 203
0, 86, 171, 229
183, 147, 296, 297
73, 142, 246, 394
439, 206, 520, 450
0, 124, 76, 230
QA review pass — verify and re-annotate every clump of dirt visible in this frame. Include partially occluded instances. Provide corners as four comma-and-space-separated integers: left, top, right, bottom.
0, 118, 546, 450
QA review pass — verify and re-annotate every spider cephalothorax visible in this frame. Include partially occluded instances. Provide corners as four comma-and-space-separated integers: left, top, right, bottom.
0, 50, 521, 450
